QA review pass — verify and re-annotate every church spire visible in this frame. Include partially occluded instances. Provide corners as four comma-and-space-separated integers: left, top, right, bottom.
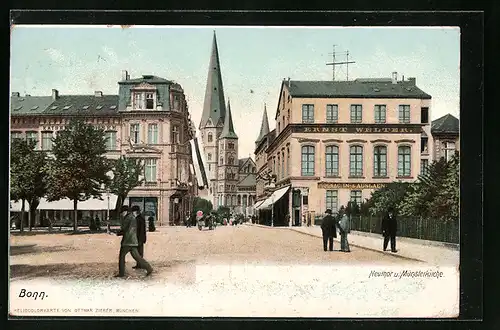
220, 98, 238, 139
199, 31, 227, 129
255, 103, 270, 144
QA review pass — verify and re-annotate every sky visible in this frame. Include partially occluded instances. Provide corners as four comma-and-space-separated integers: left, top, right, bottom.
10, 26, 460, 159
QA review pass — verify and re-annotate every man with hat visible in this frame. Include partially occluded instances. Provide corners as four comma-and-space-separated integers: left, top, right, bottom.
131, 205, 147, 269
116, 205, 153, 277
321, 209, 337, 251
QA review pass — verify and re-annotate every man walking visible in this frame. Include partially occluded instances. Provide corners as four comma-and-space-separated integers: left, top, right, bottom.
321, 209, 337, 251
131, 205, 147, 269
382, 207, 398, 253
338, 206, 351, 252
116, 205, 153, 277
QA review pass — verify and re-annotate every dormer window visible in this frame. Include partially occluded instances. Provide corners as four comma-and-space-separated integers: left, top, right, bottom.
132, 90, 156, 110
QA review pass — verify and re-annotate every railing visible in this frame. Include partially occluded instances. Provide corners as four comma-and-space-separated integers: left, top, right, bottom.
314, 214, 459, 244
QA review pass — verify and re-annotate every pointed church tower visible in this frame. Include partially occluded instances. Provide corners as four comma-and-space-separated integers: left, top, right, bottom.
198, 31, 229, 208
255, 103, 270, 146
218, 99, 239, 210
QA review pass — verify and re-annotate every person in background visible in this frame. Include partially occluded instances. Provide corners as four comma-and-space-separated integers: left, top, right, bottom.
320, 209, 337, 252
338, 207, 351, 252
116, 205, 153, 277
381, 206, 398, 253
131, 205, 147, 269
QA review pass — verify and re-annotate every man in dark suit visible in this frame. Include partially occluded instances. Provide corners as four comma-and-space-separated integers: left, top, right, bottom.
381, 207, 398, 253
321, 209, 337, 251
131, 205, 147, 269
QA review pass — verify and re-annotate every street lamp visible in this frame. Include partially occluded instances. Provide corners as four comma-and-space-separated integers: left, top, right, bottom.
105, 170, 114, 233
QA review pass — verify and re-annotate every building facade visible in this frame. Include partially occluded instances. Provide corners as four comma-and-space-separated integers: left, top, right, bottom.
198, 32, 256, 215
255, 73, 433, 226
431, 113, 459, 162
10, 72, 197, 226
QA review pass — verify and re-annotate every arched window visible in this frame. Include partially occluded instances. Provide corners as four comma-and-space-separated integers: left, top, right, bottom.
208, 153, 212, 161
208, 132, 213, 143
398, 146, 411, 177
220, 157, 224, 165
301, 145, 315, 176
229, 156, 234, 165
237, 195, 241, 206
373, 146, 387, 177
349, 145, 363, 177
325, 145, 339, 176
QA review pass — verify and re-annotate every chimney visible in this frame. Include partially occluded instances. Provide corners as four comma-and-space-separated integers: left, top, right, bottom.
52, 89, 59, 100
391, 72, 398, 84
287, 77, 291, 87
11, 92, 20, 97
122, 70, 129, 81
94, 91, 103, 97
408, 77, 416, 85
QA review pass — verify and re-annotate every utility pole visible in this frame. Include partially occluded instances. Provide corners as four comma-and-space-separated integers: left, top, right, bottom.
326, 45, 356, 81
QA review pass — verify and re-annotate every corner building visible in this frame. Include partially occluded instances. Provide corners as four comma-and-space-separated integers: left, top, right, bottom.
256, 74, 432, 226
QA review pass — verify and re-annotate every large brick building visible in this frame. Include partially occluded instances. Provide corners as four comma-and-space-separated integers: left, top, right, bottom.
255, 73, 435, 226
10, 73, 197, 226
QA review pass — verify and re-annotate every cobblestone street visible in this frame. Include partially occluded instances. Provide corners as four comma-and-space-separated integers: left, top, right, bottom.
10, 225, 414, 283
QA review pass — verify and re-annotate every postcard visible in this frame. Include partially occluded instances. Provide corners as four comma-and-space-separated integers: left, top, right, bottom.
9, 25, 460, 318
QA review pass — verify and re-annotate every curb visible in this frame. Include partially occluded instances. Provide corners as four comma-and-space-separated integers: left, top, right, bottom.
246, 223, 424, 263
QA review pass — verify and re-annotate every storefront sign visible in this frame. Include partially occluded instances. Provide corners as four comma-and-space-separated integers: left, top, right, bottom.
317, 182, 388, 190
295, 124, 422, 134
42, 125, 117, 131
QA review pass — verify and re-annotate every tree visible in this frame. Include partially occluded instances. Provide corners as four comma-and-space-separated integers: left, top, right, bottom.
192, 197, 213, 218
107, 156, 144, 214
10, 139, 48, 232
367, 182, 411, 216
45, 120, 111, 232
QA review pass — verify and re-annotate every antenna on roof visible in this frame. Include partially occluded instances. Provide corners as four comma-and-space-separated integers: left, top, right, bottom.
326, 45, 356, 81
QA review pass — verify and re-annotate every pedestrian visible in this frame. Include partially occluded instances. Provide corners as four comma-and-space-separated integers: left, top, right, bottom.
381, 207, 398, 253
131, 205, 147, 269
338, 207, 351, 252
320, 209, 337, 251
115, 205, 153, 277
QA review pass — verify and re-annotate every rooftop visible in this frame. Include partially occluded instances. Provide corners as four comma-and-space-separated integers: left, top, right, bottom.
431, 114, 459, 134
44, 95, 120, 116
10, 95, 54, 115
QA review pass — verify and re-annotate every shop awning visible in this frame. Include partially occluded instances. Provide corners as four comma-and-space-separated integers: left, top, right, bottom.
10, 195, 119, 211
255, 186, 290, 210
253, 200, 265, 209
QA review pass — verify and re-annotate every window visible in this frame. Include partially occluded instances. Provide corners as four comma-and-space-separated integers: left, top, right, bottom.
278, 122, 280, 133
146, 93, 154, 109
41, 132, 53, 150
277, 155, 280, 179
283, 115, 285, 126
229, 156, 234, 165
26, 131, 38, 147
133, 93, 143, 109
105, 131, 117, 150
398, 146, 411, 177
208, 153, 212, 161
144, 158, 157, 182
350, 105, 362, 123
287, 148, 290, 176
228, 142, 234, 150
173, 94, 180, 111
326, 104, 338, 123
302, 104, 314, 123
421, 107, 429, 124
420, 159, 429, 175
443, 141, 456, 161
130, 124, 140, 143
281, 152, 285, 179
208, 132, 213, 143
220, 157, 224, 165
326, 190, 339, 213
350, 190, 362, 208
301, 145, 315, 176
349, 145, 363, 177
421, 137, 428, 153
399, 105, 411, 123
374, 105, 386, 124
171, 125, 179, 144
148, 124, 158, 144
10, 131, 23, 142
373, 146, 387, 177
325, 145, 339, 177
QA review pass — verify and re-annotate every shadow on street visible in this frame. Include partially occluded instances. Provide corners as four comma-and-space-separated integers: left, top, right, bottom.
10, 245, 75, 256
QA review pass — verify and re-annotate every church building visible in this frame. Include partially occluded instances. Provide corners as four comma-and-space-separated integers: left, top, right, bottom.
198, 32, 256, 215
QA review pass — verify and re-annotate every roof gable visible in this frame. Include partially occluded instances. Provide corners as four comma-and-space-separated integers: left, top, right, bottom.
431, 113, 459, 134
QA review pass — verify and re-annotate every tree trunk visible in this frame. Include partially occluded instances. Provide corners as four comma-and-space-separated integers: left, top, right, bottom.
20, 199, 25, 232
28, 207, 32, 231
73, 199, 78, 232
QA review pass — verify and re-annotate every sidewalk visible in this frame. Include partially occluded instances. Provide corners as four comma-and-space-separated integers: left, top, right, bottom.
247, 223, 459, 265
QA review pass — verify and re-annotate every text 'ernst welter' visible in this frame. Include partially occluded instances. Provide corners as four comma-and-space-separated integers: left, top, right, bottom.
368, 269, 444, 279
